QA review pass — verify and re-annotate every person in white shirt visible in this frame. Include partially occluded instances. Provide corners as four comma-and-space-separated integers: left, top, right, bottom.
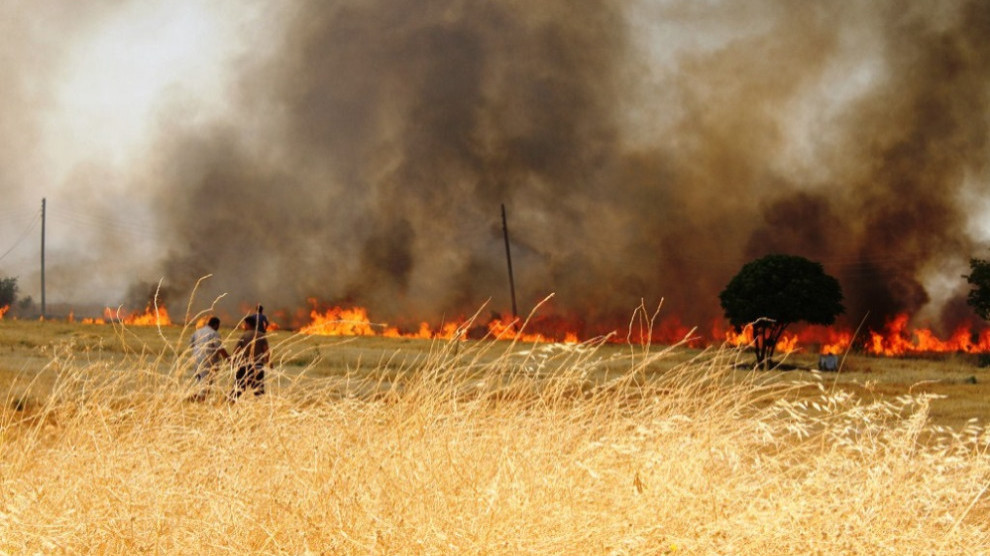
189, 316, 228, 401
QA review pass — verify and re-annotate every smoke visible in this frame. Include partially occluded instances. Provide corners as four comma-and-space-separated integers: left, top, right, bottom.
147, 0, 990, 333
13, 0, 989, 334
149, 0, 640, 328
738, 1, 990, 331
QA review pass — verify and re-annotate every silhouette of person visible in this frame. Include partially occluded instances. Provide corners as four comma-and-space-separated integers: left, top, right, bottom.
231, 314, 270, 398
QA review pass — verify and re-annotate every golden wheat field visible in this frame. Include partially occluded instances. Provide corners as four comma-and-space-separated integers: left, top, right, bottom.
0, 315, 989, 554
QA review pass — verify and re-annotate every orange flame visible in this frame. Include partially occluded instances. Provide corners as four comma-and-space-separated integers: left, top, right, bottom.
295, 299, 581, 343
47, 295, 990, 357
0, 305, 8, 320
719, 323, 801, 353
820, 330, 853, 355
294, 303, 990, 355
865, 313, 990, 356
709, 315, 990, 357
486, 316, 566, 343
298, 303, 385, 337
103, 304, 172, 326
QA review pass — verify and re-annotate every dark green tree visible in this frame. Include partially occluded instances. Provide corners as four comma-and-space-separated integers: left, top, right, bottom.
719, 254, 844, 368
964, 258, 990, 320
0, 277, 18, 308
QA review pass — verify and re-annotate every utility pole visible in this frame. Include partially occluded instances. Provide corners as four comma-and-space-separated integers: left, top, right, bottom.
40, 198, 46, 319
501, 203, 518, 318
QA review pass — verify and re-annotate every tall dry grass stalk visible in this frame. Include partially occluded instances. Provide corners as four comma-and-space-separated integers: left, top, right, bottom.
0, 317, 988, 554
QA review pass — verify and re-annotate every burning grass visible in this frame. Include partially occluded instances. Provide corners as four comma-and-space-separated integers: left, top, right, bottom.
0, 321, 988, 553
21, 289, 990, 358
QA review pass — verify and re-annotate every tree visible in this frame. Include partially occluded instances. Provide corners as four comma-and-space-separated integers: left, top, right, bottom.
964, 258, 990, 320
719, 254, 844, 368
0, 277, 18, 308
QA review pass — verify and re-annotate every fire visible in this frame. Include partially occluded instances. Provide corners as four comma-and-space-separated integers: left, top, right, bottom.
775, 334, 799, 353
381, 321, 460, 340
819, 330, 853, 355
102, 304, 173, 326
37, 294, 990, 357
296, 299, 580, 343
707, 313, 990, 357
865, 314, 990, 356
0, 305, 8, 320
298, 303, 389, 337
485, 315, 571, 343
719, 323, 801, 353
293, 302, 990, 356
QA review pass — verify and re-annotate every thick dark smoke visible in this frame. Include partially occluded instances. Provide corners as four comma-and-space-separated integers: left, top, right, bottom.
143, 0, 990, 334
740, 1, 990, 332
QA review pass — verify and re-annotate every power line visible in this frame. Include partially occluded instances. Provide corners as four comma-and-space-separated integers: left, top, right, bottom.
0, 206, 41, 221
0, 211, 40, 264
46, 205, 160, 240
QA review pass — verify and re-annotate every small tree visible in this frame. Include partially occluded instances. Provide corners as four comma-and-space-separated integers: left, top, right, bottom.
719, 254, 844, 368
0, 277, 17, 308
965, 258, 990, 320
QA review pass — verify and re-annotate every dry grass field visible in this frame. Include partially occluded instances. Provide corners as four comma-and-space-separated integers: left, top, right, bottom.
0, 317, 988, 553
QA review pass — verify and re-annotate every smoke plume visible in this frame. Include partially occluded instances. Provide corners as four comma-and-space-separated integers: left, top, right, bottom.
24, 0, 990, 335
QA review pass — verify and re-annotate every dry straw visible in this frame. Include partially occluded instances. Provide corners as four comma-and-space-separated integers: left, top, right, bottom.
0, 302, 988, 554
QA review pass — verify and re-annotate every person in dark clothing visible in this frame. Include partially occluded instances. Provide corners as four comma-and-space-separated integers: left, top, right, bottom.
230, 315, 270, 399
254, 304, 270, 332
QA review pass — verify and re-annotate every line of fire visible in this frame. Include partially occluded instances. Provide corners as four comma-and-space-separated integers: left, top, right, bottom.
5, 298, 990, 359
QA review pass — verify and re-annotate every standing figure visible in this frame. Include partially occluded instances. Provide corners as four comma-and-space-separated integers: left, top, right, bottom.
254, 304, 270, 332
189, 316, 228, 401
231, 314, 270, 399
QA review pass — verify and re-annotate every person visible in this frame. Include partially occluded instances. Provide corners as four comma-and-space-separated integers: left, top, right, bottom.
230, 314, 270, 399
189, 317, 228, 401
818, 353, 839, 372
254, 304, 270, 332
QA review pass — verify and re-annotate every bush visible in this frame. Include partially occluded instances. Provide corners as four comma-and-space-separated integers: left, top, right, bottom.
0, 277, 17, 308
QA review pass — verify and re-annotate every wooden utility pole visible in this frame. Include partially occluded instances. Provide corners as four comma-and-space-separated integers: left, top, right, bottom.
501, 203, 518, 318
40, 198, 46, 319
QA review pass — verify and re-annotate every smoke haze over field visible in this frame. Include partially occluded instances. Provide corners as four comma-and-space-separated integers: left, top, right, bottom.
2, 0, 989, 334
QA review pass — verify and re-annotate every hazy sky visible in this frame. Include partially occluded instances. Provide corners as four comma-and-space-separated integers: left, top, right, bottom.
1, 0, 272, 306
2, 0, 988, 333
